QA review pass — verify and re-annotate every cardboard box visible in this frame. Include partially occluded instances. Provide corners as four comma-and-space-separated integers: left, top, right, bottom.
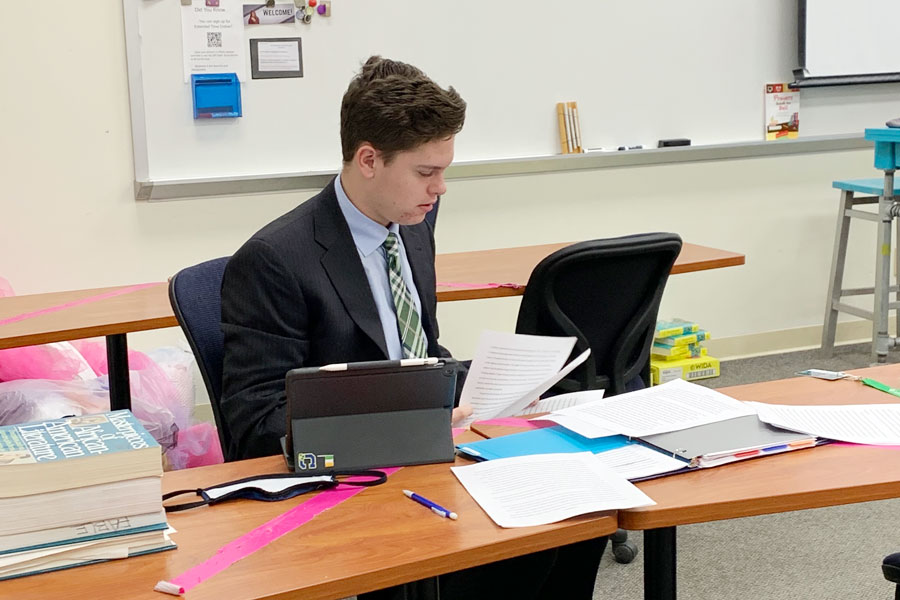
651, 355, 720, 385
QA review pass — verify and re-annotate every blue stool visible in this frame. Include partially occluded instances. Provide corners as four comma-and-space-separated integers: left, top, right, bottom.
822, 129, 900, 361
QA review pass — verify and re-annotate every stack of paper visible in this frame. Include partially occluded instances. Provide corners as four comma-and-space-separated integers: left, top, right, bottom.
539, 378, 756, 439
457, 331, 590, 425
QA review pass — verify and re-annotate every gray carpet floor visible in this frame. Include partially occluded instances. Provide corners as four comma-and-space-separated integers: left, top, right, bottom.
592, 342, 900, 600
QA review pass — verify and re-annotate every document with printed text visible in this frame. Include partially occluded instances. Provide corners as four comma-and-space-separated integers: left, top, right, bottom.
451, 452, 655, 528
593, 445, 688, 479
750, 401, 900, 445
458, 331, 590, 425
518, 389, 604, 415
552, 378, 756, 438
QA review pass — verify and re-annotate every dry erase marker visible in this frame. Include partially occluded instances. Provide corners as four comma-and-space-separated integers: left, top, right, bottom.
403, 489, 458, 520
154, 581, 184, 596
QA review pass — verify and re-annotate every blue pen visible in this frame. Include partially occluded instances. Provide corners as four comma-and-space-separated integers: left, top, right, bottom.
402, 489, 458, 520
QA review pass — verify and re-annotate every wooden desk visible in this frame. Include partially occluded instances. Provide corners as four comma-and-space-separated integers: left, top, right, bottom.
2, 431, 617, 600
621, 364, 900, 600
470, 365, 900, 600
435, 242, 745, 301
0, 241, 743, 409
0, 283, 176, 411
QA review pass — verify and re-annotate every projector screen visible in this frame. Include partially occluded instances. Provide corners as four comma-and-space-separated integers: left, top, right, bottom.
799, 0, 900, 85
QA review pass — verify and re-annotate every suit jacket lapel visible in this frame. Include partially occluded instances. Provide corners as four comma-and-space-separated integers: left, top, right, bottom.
314, 182, 390, 359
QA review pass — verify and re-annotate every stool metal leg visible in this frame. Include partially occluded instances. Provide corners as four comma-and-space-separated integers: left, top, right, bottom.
896, 209, 900, 339
873, 171, 895, 362
822, 190, 855, 356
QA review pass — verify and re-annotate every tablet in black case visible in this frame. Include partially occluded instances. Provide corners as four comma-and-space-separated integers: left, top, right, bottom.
282, 359, 458, 474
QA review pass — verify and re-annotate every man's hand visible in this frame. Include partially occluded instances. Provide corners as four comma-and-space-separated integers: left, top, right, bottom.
451, 404, 473, 426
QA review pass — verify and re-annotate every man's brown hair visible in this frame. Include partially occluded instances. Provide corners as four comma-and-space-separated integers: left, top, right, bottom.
340, 56, 466, 163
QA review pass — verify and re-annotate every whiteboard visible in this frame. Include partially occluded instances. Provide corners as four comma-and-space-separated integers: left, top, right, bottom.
803, 0, 900, 78
124, 0, 900, 185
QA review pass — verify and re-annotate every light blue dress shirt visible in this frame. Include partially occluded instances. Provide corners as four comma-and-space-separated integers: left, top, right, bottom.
335, 175, 426, 360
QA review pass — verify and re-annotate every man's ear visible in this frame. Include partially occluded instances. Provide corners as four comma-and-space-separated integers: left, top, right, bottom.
355, 143, 378, 179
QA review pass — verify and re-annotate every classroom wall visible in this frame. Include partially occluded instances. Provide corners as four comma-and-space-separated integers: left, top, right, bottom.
0, 2, 883, 410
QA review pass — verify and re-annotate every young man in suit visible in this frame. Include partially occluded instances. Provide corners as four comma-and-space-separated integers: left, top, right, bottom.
220, 55, 606, 600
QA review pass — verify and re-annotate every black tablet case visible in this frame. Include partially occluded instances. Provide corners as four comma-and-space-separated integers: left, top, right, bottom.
282, 360, 458, 474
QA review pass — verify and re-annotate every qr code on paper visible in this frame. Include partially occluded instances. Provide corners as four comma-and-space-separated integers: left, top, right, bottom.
207, 32, 222, 48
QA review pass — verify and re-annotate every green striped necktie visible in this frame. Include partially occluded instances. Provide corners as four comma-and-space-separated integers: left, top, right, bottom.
383, 232, 428, 359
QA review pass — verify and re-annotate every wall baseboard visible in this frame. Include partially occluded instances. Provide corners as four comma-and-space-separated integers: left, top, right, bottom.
707, 317, 894, 361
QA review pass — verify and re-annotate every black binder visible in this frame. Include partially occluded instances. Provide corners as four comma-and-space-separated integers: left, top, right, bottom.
282, 359, 458, 474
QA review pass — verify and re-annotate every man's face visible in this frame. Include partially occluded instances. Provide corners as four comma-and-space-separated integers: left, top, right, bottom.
364, 136, 454, 227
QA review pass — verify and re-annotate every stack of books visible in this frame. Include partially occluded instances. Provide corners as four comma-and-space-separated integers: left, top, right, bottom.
650, 319, 720, 385
0, 410, 174, 581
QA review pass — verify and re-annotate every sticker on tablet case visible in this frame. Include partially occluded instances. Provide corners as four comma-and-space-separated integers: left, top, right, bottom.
297, 452, 316, 470
296, 452, 334, 469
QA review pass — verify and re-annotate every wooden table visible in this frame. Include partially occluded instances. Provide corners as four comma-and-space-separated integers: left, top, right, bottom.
0, 241, 743, 410
1, 430, 617, 600
621, 364, 900, 600
435, 242, 745, 301
0, 283, 176, 411
473, 364, 900, 600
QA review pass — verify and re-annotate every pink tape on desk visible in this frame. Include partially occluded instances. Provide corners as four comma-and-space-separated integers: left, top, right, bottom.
167, 468, 400, 594
0, 283, 159, 327
474, 417, 553, 429
436, 281, 523, 290
834, 442, 900, 450
452, 427, 466, 438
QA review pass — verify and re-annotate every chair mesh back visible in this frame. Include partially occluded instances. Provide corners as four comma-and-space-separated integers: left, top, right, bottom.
516, 233, 682, 396
168, 257, 231, 458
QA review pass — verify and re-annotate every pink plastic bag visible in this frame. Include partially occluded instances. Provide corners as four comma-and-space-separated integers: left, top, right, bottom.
165, 423, 225, 470
0, 344, 96, 382
71, 340, 190, 431
0, 276, 223, 470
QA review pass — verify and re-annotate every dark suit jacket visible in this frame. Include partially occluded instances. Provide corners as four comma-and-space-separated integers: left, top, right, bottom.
220, 179, 453, 460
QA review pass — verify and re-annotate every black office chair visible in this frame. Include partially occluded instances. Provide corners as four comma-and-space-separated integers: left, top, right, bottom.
883, 552, 900, 599
515, 232, 683, 563
168, 257, 234, 461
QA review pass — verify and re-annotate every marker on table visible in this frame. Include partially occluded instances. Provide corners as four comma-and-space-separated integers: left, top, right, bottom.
403, 489, 458, 520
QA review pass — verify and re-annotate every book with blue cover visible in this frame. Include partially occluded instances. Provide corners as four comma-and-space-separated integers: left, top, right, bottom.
655, 319, 699, 338
0, 410, 162, 498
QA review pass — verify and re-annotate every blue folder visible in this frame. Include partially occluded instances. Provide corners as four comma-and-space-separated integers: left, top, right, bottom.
456, 426, 632, 461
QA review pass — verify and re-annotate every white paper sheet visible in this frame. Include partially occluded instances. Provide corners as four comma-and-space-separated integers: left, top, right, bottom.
518, 389, 604, 415
750, 401, 900, 445
538, 413, 619, 438
450, 452, 655, 528
256, 41, 301, 72
458, 331, 589, 424
181, 0, 246, 82
553, 378, 756, 437
593, 445, 687, 479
